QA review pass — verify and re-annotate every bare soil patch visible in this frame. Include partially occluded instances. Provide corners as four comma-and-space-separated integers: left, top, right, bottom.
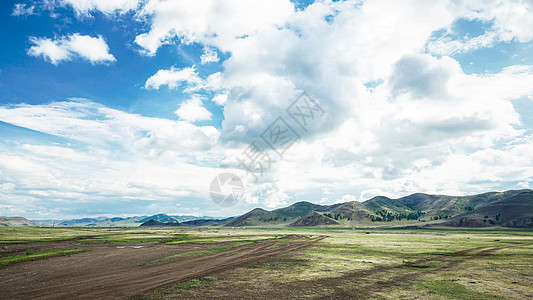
0, 235, 323, 299
1, 240, 98, 258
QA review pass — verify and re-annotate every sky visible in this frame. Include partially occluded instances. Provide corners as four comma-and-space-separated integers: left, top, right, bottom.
0, 0, 532, 219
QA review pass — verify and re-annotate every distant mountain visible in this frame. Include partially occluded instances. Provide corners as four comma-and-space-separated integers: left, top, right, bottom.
139, 214, 235, 227
227, 189, 533, 228
0, 216, 40, 227
138, 214, 180, 223
140, 219, 181, 227
34, 214, 216, 227
181, 217, 234, 226
23, 190, 533, 228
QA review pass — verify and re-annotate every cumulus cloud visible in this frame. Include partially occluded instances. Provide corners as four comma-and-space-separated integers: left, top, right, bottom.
427, 0, 533, 55
212, 94, 228, 106
27, 0, 532, 209
27, 37, 71, 65
197, 0, 457, 154
242, 183, 289, 208
134, 0, 294, 55
137, 0, 533, 206
144, 67, 226, 96
28, 34, 115, 65
67, 34, 116, 63
457, 0, 533, 43
200, 0, 533, 206
144, 66, 203, 90
390, 55, 458, 99
6, 0, 533, 216
175, 95, 212, 122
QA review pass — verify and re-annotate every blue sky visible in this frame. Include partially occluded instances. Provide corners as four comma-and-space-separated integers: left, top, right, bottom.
0, 2, 224, 124
0, 0, 532, 219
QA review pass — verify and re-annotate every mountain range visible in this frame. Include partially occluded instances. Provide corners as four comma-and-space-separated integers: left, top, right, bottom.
0, 216, 40, 227
221, 189, 532, 228
32, 214, 222, 227
3, 189, 532, 228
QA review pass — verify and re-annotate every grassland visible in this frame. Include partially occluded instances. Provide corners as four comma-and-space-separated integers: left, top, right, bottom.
0, 226, 107, 243
137, 228, 533, 299
0, 248, 92, 268
1, 227, 532, 299
0, 226, 287, 244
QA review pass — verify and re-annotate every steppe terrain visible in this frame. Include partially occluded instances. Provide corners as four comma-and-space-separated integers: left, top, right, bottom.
1, 227, 532, 299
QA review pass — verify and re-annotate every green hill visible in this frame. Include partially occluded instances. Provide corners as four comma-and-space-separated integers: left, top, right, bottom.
225, 202, 336, 227
288, 211, 339, 227
447, 190, 533, 228
225, 189, 533, 228
0, 216, 40, 227
138, 214, 180, 223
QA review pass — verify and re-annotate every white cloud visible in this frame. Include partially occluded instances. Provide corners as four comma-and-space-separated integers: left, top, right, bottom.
27, 34, 115, 65
200, 47, 219, 64
427, 0, 533, 56
0, 99, 224, 218
242, 183, 289, 208
175, 95, 212, 122
426, 30, 501, 56
12, 3, 35, 16
334, 194, 356, 204
59, 0, 140, 15
204, 72, 225, 91
5, 0, 533, 217
209, 0, 456, 148
518, 178, 531, 188
0, 100, 218, 151
134, 0, 294, 55
27, 37, 71, 65
67, 34, 116, 63
457, 0, 533, 43
144, 67, 226, 94
390, 54, 457, 99
144, 66, 203, 90
205, 0, 533, 207
212, 93, 228, 106
358, 189, 388, 202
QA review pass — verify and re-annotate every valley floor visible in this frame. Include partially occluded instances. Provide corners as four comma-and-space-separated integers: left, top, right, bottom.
1, 227, 532, 299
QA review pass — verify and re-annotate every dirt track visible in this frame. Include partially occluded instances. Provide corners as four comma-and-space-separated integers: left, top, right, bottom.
0, 235, 325, 299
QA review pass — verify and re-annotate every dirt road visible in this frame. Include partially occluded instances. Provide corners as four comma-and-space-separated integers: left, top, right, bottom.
0, 235, 325, 299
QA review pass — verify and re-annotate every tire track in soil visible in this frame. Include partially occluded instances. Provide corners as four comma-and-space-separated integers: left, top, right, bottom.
0, 235, 326, 300
301, 242, 533, 299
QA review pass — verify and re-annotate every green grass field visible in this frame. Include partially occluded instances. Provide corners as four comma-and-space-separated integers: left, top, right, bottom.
138, 228, 533, 299
0, 227, 287, 244
1, 227, 532, 299
0, 248, 92, 268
